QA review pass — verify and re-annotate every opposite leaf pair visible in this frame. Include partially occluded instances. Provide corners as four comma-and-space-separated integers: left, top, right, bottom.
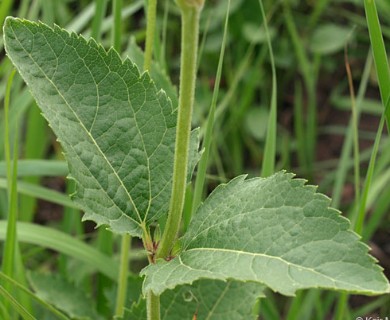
3, 17, 389, 318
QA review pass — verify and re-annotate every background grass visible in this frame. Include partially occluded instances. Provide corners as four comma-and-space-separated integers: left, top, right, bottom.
0, 0, 389, 319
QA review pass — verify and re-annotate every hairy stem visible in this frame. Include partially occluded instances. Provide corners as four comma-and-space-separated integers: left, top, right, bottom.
144, 0, 160, 318
148, 2, 203, 319
157, 0, 202, 260
144, 0, 157, 71
147, 290, 160, 320
114, 234, 130, 317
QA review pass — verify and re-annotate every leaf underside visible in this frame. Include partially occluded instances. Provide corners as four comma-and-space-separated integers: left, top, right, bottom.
4, 17, 186, 237
127, 279, 264, 320
142, 172, 390, 296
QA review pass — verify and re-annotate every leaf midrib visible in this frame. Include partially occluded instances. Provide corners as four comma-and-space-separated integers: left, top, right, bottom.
182, 247, 370, 292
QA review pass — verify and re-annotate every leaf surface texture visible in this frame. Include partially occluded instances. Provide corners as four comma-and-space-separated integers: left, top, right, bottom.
4, 18, 180, 236
127, 280, 263, 320
142, 172, 390, 295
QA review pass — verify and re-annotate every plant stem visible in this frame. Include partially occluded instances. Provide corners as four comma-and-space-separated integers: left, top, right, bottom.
157, 0, 202, 260
147, 291, 160, 320
148, 2, 202, 319
112, 0, 122, 51
91, 0, 107, 41
114, 234, 130, 317
144, 0, 157, 71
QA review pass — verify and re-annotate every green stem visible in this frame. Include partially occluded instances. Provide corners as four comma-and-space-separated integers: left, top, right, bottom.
112, 0, 123, 51
143, 1, 160, 318
114, 234, 131, 318
144, 0, 157, 71
147, 291, 160, 320
148, 2, 203, 319
91, 0, 107, 41
157, 0, 202, 260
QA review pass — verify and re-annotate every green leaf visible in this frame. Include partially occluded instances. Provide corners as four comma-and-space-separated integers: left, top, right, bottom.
28, 272, 102, 320
126, 280, 264, 320
142, 172, 390, 296
309, 24, 353, 55
125, 37, 178, 109
4, 18, 181, 237
242, 23, 276, 44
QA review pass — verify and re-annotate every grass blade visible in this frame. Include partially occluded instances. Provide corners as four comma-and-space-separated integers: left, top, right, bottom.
91, 0, 107, 41
259, 0, 277, 177
0, 178, 79, 209
331, 52, 372, 208
0, 272, 70, 320
364, 0, 390, 129
112, 0, 123, 51
0, 286, 35, 320
0, 160, 68, 177
0, 221, 119, 281
21, 103, 49, 222
1, 69, 17, 317
354, 111, 386, 234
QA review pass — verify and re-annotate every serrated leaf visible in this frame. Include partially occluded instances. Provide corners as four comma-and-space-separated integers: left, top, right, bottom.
28, 272, 102, 320
3, 18, 188, 237
142, 172, 390, 296
125, 37, 178, 109
126, 280, 264, 320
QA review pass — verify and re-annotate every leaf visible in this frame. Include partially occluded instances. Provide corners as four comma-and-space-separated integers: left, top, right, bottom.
244, 107, 269, 141
309, 24, 353, 55
125, 37, 178, 109
4, 18, 188, 237
142, 172, 390, 296
126, 280, 264, 320
242, 23, 276, 44
28, 272, 102, 320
